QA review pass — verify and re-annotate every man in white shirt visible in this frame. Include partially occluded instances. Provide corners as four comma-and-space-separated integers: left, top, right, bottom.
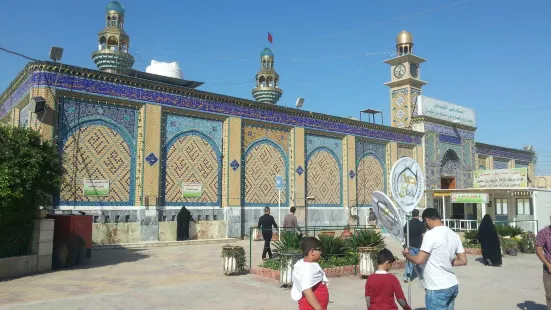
402, 208, 467, 310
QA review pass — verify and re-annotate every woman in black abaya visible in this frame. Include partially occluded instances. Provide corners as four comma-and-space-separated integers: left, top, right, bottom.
177, 206, 195, 241
477, 214, 502, 266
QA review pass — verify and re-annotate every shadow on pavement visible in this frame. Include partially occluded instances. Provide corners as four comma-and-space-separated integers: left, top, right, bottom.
80, 248, 149, 269
517, 301, 547, 310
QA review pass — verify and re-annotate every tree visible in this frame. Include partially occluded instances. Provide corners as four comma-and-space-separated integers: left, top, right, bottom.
0, 126, 63, 226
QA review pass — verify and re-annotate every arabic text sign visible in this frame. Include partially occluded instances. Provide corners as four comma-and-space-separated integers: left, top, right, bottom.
418, 96, 476, 127
473, 168, 528, 188
371, 191, 405, 244
182, 182, 203, 198
83, 179, 110, 196
390, 157, 425, 213
451, 193, 489, 204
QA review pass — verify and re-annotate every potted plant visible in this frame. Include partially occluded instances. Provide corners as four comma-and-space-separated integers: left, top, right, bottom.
341, 225, 352, 238
502, 238, 519, 256
221, 245, 246, 275
350, 229, 385, 277
519, 232, 536, 254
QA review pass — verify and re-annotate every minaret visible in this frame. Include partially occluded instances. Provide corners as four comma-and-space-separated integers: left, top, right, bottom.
92, 1, 135, 74
384, 31, 428, 129
252, 47, 283, 104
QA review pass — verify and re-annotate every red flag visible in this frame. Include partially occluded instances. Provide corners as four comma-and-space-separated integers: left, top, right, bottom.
268, 32, 273, 44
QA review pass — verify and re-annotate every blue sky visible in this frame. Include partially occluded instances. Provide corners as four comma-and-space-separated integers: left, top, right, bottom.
0, 0, 550, 173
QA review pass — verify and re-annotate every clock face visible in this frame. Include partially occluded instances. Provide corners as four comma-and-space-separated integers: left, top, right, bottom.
394, 64, 406, 79
410, 64, 419, 78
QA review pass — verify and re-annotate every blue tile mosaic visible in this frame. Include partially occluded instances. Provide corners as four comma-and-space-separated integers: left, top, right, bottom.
296, 165, 304, 176
146, 153, 158, 166
355, 140, 387, 163
439, 134, 462, 145
30, 71, 422, 145
164, 113, 223, 150
230, 160, 240, 171
305, 134, 342, 162
476, 144, 533, 162
0, 76, 34, 118
494, 160, 509, 170
425, 123, 474, 140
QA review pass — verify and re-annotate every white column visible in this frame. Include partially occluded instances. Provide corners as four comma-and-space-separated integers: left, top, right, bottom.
442, 196, 446, 222
482, 203, 487, 218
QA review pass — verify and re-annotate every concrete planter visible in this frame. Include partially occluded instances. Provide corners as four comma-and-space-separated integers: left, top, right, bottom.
358, 247, 377, 277
280, 253, 301, 287
319, 231, 335, 237
221, 245, 245, 276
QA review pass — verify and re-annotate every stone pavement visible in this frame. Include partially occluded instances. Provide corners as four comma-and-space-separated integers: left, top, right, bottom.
0, 237, 547, 310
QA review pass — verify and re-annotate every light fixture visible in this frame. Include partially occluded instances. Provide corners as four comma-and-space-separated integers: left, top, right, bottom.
32, 96, 46, 113
296, 97, 304, 109
49, 47, 64, 62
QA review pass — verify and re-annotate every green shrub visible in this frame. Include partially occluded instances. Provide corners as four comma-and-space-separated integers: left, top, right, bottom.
0, 126, 62, 226
495, 225, 524, 238
273, 231, 303, 254
519, 233, 536, 254
260, 254, 358, 270
318, 234, 349, 258
349, 229, 385, 249
464, 229, 479, 243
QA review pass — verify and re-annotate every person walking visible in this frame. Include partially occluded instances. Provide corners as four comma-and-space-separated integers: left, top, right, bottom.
403, 209, 425, 283
535, 223, 551, 309
477, 214, 502, 267
258, 207, 278, 260
402, 208, 467, 310
284, 207, 302, 233
368, 208, 378, 227
176, 206, 196, 241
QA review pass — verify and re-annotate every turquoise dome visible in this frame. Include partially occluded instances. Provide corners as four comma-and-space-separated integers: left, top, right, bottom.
106, 1, 125, 14
260, 47, 274, 57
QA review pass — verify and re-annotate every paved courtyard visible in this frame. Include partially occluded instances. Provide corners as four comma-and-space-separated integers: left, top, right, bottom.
0, 237, 547, 310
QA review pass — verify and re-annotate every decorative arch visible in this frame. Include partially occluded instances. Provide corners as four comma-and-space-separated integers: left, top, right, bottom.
440, 149, 461, 176
59, 119, 136, 206
306, 147, 342, 207
356, 152, 386, 208
162, 130, 221, 206
242, 139, 288, 206
107, 36, 118, 47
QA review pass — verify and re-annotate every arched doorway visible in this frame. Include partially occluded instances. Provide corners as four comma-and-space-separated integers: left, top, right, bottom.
440, 149, 461, 189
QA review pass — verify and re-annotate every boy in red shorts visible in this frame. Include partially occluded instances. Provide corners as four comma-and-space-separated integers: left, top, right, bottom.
291, 237, 329, 310
365, 249, 411, 310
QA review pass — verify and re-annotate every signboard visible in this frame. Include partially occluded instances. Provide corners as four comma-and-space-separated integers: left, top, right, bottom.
417, 96, 476, 127
451, 193, 489, 204
19, 103, 31, 128
83, 179, 110, 196
473, 168, 528, 188
371, 191, 405, 244
275, 175, 283, 190
182, 182, 203, 198
390, 157, 425, 213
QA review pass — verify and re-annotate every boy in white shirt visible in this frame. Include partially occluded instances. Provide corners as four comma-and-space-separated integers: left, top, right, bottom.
291, 237, 329, 310
402, 208, 467, 310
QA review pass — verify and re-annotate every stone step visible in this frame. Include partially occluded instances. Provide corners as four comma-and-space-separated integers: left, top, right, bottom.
92, 238, 239, 250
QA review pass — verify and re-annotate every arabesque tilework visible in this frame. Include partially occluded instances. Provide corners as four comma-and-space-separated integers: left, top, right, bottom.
161, 113, 222, 206
57, 97, 138, 206
391, 88, 409, 128
355, 140, 386, 207
397, 145, 414, 159
306, 134, 342, 207
242, 124, 289, 207
494, 159, 509, 170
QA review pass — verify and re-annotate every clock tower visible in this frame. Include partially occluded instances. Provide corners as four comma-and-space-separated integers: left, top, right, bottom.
384, 30, 427, 129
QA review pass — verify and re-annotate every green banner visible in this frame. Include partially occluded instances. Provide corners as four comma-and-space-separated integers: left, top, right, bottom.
451, 193, 489, 204
83, 179, 110, 196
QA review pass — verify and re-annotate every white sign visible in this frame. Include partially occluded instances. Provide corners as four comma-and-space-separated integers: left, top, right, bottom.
275, 175, 283, 190
371, 191, 405, 244
83, 179, 110, 196
182, 182, 203, 198
390, 157, 425, 213
418, 96, 476, 127
474, 168, 528, 188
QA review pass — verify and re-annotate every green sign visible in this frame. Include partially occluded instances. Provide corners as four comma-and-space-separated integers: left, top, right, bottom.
182, 182, 203, 198
451, 193, 489, 204
83, 179, 110, 196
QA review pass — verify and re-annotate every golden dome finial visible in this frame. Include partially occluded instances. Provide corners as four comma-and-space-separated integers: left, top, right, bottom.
396, 30, 413, 45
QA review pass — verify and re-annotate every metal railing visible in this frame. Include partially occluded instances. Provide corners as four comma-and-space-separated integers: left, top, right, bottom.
0, 225, 33, 259
444, 219, 538, 233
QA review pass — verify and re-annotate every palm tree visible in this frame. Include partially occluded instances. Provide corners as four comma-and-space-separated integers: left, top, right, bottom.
522, 145, 538, 165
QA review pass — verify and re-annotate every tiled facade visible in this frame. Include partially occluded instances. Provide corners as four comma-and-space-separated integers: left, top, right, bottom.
0, 62, 535, 238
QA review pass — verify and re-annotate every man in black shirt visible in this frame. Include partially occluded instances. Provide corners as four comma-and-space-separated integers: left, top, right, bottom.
403, 208, 425, 282
258, 207, 278, 260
